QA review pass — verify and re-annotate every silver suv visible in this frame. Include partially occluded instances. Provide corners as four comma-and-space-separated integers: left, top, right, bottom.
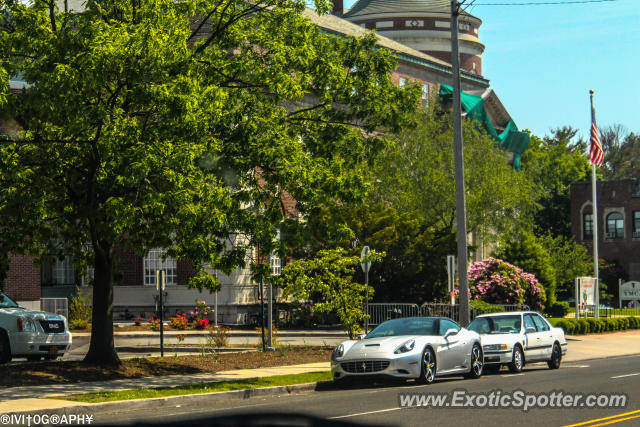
0, 292, 72, 363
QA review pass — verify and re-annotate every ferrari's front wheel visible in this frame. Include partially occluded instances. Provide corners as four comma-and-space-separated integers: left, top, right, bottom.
465, 343, 483, 379
418, 347, 436, 385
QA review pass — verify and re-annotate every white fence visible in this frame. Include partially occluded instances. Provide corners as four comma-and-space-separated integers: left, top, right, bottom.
40, 298, 69, 320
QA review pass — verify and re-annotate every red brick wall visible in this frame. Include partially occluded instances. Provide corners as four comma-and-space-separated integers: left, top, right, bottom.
5, 254, 41, 301
114, 247, 143, 286
177, 259, 197, 286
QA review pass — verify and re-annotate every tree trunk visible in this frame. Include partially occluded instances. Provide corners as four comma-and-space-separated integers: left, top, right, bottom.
84, 244, 120, 365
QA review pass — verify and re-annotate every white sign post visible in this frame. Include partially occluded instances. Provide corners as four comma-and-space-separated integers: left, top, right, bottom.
620, 281, 640, 309
361, 246, 371, 334
576, 277, 597, 319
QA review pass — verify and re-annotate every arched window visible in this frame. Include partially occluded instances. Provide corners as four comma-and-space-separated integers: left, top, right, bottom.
606, 212, 624, 239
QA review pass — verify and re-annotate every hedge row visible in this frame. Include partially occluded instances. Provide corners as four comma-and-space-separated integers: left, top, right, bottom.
548, 317, 640, 335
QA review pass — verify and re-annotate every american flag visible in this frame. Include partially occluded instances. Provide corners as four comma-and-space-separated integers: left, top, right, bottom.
589, 109, 604, 167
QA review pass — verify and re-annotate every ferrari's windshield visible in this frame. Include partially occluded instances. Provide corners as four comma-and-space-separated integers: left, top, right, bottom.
468, 315, 522, 334
366, 317, 438, 338
0, 292, 19, 308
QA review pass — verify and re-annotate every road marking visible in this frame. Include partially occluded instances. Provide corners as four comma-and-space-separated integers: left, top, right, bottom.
563, 410, 640, 427
563, 365, 590, 368
589, 414, 640, 427
610, 372, 640, 379
328, 407, 404, 419
501, 373, 525, 377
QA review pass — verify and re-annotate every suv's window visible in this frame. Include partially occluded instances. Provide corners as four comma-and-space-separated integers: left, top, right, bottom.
0, 293, 19, 308
524, 314, 537, 331
439, 319, 461, 336
532, 314, 550, 332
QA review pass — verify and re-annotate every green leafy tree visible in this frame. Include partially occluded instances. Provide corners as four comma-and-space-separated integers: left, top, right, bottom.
600, 125, 640, 180
521, 127, 591, 238
0, 0, 415, 364
371, 105, 537, 245
537, 234, 591, 301
277, 248, 381, 339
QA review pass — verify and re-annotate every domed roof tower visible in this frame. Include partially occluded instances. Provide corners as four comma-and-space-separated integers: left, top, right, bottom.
340, 0, 484, 75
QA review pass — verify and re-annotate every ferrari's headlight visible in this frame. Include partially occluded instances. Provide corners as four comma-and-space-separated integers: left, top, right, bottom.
483, 344, 509, 351
394, 339, 415, 354
332, 344, 345, 360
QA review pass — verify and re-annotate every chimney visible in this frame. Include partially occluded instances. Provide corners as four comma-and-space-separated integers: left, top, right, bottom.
331, 0, 343, 16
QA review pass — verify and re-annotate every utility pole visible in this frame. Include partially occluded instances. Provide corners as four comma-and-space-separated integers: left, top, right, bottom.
450, 0, 470, 326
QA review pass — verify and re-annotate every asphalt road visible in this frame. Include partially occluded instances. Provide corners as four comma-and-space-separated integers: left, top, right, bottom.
93, 354, 640, 427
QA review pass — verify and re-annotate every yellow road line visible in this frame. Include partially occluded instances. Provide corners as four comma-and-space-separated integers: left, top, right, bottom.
563, 410, 640, 427
589, 414, 640, 427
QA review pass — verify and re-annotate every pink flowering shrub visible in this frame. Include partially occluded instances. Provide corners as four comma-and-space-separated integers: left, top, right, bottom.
466, 257, 546, 311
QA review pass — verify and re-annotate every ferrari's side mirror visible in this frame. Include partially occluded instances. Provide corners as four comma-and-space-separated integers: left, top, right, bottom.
444, 328, 458, 339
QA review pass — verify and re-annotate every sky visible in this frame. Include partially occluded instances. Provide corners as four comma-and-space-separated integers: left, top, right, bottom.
344, 0, 640, 140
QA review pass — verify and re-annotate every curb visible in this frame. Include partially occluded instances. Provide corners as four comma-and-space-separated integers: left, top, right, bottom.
72, 331, 348, 339
5, 382, 332, 418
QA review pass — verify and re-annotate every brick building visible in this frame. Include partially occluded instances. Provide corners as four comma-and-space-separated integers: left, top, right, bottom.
570, 179, 640, 281
3, 1, 526, 321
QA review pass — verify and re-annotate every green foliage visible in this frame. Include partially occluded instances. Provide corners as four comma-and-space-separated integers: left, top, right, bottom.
538, 234, 591, 300
277, 247, 381, 339
546, 301, 570, 318
494, 230, 557, 306
0, 0, 415, 362
548, 317, 640, 334
521, 127, 591, 238
599, 125, 640, 180
470, 300, 505, 315
68, 287, 92, 330
371, 106, 537, 243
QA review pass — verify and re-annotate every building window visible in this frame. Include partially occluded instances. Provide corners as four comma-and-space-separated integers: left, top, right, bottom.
583, 213, 593, 240
143, 249, 177, 286
398, 77, 406, 88
421, 83, 429, 105
633, 211, 640, 238
269, 230, 281, 276
42, 255, 75, 286
606, 212, 624, 239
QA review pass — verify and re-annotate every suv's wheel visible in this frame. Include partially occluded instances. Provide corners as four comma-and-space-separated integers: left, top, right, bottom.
465, 343, 483, 379
0, 331, 12, 364
509, 345, 524, 373
548, 343, 562, 369
417, 347, 436, 385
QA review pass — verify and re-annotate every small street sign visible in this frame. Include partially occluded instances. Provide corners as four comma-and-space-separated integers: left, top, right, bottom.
360, 246, 371, 273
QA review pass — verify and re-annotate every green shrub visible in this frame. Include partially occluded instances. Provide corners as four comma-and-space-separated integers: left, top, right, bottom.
69, 287, 91, 330
577, 319, 589, 334
470, 300, 506, 315
546, 302, 570, 318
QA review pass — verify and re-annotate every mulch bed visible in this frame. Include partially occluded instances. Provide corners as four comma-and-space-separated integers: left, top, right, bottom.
2, 347, 331, 388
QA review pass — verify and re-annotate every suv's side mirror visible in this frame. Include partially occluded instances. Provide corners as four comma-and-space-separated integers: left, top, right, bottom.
525, 327, 536, 334
444, 328, 459, 339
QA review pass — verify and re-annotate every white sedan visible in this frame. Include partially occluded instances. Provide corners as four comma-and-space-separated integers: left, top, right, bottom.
467, 311, 567, 373
0, 292, 72, 363
331, 317, 483, 385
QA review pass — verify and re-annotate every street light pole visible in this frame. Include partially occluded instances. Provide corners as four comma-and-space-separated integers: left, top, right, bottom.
450, 0, 470, 326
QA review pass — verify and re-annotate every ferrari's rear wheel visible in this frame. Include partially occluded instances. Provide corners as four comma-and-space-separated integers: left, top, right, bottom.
418, 347, 436, 385
465, 343, 483, 379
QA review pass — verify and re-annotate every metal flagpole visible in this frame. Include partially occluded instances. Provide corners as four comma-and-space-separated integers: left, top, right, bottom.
590, 90, 600, 319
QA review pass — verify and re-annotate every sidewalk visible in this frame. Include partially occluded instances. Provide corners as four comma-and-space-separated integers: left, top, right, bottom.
0, 361, 330, 412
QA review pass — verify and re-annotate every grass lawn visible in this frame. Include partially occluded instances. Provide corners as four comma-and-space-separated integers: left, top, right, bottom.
61, 371, 333, 403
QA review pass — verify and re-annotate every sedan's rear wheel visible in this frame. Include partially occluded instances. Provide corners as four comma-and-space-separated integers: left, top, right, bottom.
548, 343, 562, 369
465, 343, 483, 379
509, 345, 524, 373
0, 331, 12, 364
418, 347, 436, 385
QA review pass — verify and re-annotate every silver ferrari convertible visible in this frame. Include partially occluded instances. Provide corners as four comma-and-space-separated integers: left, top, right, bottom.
331, 317, 483, 385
